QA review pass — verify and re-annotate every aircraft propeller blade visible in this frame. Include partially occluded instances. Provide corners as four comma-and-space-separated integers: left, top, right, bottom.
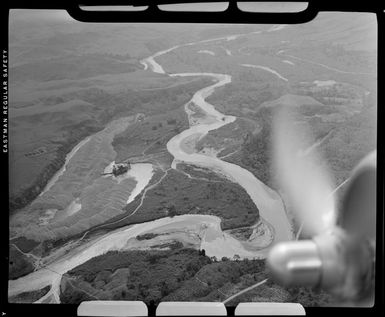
272, 108, 336, 237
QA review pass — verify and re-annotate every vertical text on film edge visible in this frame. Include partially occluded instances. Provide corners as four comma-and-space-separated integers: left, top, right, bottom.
3, 49, 8, 153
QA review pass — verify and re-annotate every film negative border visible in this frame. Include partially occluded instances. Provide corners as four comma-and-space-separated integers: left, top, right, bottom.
1, 1, 384, 317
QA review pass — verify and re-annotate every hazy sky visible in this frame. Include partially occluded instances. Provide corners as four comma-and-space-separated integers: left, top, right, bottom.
9, 7, 377, 53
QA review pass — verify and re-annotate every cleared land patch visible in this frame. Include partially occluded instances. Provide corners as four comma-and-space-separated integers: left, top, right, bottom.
11, 117, 140, 242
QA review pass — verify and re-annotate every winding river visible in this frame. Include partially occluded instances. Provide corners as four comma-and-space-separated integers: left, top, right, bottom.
144, 36, 293, 246
9, 28, 293, 302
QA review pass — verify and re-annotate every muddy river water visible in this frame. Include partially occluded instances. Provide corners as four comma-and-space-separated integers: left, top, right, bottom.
9, 30, 293, 302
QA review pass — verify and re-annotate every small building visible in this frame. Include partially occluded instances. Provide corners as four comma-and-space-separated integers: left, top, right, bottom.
112, 162, 130, 176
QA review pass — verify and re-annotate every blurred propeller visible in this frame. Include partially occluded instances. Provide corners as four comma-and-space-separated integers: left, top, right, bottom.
339, 151, 376, 240
272, 108, 336, 237
267, 107, 376, 303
